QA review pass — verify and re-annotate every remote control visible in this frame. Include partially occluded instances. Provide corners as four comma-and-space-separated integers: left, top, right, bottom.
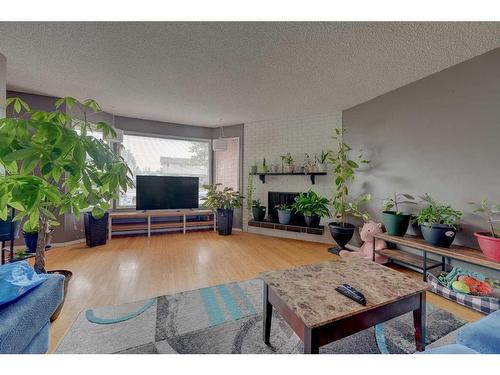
335, 284, 367, 306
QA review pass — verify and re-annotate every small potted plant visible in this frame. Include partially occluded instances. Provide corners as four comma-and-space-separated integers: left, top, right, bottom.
282, 153, 294, 173
275, 204, 292, 225
303, 153, 317, 173
315, 150, 329, 173
382, 193, 417, 236
252, 200, 267, 222
292, 191, 330, 227
202, 183, 243, 236
261, 158, 269, 173
469, 199, 500, 261
414, 194, 462, 248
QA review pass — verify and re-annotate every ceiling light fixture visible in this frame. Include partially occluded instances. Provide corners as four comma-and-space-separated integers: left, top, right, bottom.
213, 126, 227, 152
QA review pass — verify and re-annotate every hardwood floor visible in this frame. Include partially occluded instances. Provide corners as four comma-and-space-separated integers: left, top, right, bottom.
36, 231, 484, 353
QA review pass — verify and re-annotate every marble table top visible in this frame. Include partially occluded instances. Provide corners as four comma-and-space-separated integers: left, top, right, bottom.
259, 257, 431, 328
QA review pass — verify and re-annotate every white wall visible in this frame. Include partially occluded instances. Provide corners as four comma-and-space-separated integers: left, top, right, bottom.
243, 112, 342, 240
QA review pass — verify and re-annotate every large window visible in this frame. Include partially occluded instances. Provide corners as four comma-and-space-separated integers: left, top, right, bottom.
118, 134, 210, 207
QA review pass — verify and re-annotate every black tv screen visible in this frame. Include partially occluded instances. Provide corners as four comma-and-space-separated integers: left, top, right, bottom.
136, 176, 199, 210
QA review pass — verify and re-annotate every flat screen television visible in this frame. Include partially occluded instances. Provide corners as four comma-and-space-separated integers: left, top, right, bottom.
136, 175, 199, 211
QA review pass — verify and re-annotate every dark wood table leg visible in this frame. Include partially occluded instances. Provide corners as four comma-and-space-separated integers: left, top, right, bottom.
304, 327, 319, 354
263, 282, 272, 346
413, 292, 426, 352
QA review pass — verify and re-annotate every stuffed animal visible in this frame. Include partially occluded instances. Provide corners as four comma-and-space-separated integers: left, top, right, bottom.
339, 221, 388, 264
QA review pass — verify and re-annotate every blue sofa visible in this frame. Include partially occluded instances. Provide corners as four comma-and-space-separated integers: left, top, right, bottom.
424, 309, 500, 354
0, 273, 64, 353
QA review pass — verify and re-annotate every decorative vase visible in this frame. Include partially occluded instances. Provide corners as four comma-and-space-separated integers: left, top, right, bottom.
382, 211, 411, 237
421, 223, 457, 248
250, 166, 258, 174
287, 165, 295, 173
474, 232, 500, 261
23, 231, 38, 253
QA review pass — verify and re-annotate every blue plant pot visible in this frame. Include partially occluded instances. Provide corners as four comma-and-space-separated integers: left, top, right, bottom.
277, 210, 292, 225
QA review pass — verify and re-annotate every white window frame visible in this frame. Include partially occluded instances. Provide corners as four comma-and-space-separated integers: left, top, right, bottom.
115, 131, 212, 209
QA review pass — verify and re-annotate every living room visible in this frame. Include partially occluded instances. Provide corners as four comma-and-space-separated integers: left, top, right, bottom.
1, 2, 500, 374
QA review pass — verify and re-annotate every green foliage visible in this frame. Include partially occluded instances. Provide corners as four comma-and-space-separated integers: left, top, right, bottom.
274, 203, 291, 211
383, 193, 417, 213
0, 96, 134, 271
292, 191, 330, 218
201, 183, 243, 210
327, 127, 370, 225
414, 194, 462, 229
468, 199, 500, 238
315, 150, 330, 164
345, 194, 372, 223
252, 199, 264, 209
246, 173, 254, 213
281, 153, 294, 166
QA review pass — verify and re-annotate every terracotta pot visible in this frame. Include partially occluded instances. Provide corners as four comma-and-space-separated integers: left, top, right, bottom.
474, 232, 500, 262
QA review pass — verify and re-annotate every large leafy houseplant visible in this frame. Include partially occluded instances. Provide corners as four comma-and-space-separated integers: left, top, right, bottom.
328, 127, 370, 227
202, 183, 243, 235
0, 97, 134, 273
326, 126, 370, 251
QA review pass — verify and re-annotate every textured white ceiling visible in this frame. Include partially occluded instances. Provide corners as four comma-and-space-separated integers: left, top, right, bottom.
1, 22, 500, 127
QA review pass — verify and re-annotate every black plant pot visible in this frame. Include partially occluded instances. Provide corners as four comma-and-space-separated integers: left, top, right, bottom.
252, 206, 266, 222
84, 212, 109, 247
23, 232, 38, 253
217, 208, 234, 236
328, 222, 356, 249
421, 223, 457, 248
48, 269, 73, 322
382, 211, 411, 237
304, 215, 320, 228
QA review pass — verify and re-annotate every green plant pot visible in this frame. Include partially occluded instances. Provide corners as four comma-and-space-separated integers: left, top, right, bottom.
382, 211, 411, 237
252, 206, 266, 221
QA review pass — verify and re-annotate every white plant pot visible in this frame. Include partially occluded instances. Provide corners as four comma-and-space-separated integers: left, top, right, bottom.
317, 164, 327, 173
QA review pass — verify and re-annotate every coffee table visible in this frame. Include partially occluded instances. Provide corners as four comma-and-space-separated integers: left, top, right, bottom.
259, 257, 431, 354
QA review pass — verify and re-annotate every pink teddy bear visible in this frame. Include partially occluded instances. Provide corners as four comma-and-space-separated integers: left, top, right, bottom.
339, 221, 388, 264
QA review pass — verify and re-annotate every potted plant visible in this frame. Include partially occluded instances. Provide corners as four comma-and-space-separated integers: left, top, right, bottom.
315, 150, 329, 173
251, 199, 266, 222
414, 194, 462, 248
246, 172, 254, 219
292, 191, 330, 227
327, 127, 370, 249
303, 153, 317, 173
22, 221, 39, 253
281, 153, 294, 173
382, 193, 417, 236
261, 158, 269, 173
469, 199, 500, 261
202, 183, 243, 235
275, 204, 292, 225
0, 97, 134, 274
250, 162, 258, 174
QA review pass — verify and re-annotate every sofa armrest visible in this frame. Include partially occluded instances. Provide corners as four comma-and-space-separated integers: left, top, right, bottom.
457, 310, 500, 354
0, 273, 64, 353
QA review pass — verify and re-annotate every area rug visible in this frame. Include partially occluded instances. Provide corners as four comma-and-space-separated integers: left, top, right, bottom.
56, 278, 466, 354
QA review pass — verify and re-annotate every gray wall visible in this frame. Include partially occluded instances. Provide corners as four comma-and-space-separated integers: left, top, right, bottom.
344, 47, 500, 275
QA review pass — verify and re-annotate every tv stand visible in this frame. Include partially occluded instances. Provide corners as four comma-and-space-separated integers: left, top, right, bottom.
108, 209, 215, 239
